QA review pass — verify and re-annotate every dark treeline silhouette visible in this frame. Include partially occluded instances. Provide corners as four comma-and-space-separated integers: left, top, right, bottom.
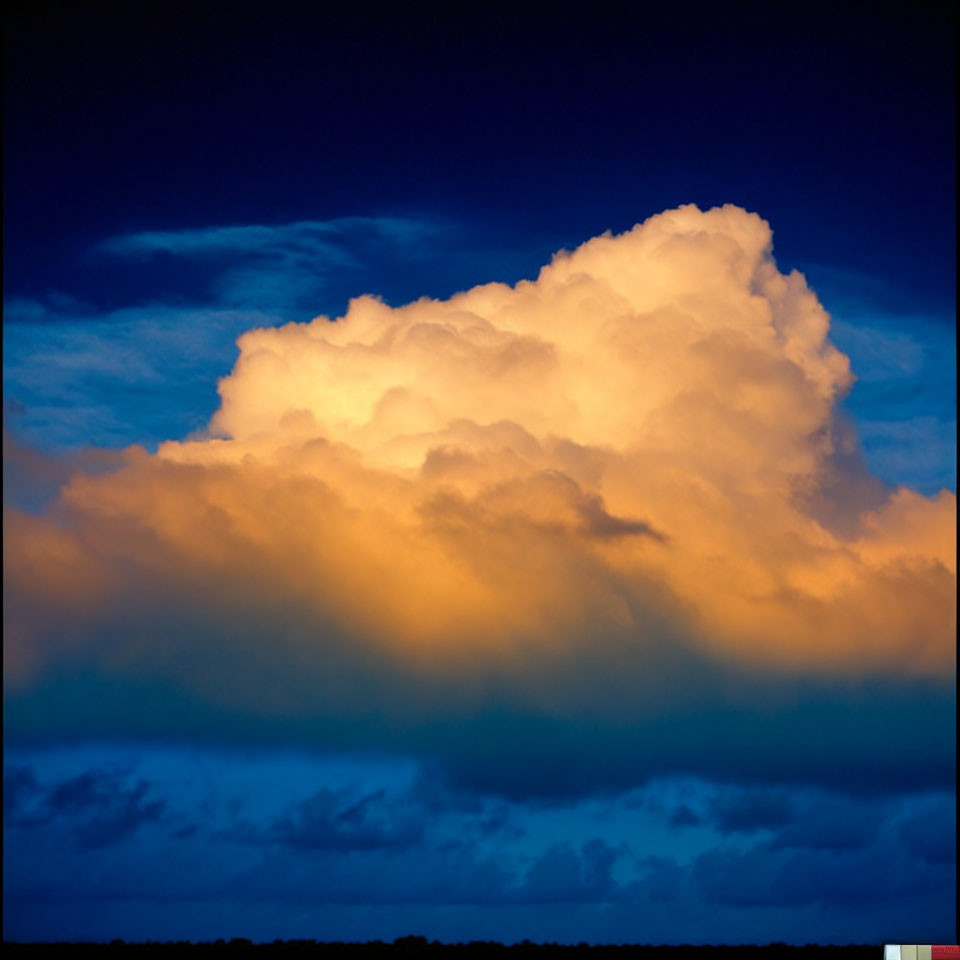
2, 938, 883, 958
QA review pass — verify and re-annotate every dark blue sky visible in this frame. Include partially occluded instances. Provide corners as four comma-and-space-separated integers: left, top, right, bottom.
5, 1, 955, 306
3, 0, 956, 947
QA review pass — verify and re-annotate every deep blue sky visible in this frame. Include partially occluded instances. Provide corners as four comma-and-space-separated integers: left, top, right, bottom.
3, 0, 956, 946
5, 1, 956, 306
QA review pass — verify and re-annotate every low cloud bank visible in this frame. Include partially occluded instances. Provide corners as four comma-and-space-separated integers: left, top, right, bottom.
3, 750, 954, 943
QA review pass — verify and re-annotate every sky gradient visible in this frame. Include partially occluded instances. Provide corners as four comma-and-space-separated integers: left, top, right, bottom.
3, 0, 956, 946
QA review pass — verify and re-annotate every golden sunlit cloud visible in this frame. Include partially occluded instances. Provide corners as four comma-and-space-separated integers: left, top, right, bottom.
4, 205, 955, 711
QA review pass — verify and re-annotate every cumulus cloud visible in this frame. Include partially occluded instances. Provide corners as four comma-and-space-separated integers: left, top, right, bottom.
265, 785, 425, 853
708, 787, 795, 835
692, 832, 954, 909
4, 764, 166, 849
4, 204, 955, 789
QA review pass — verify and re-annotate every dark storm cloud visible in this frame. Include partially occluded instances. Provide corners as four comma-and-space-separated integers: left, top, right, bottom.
5, 670, 954, 804
518, 839, 624, 904
268, 786, 424, 853
691, 787, 956, 910
693, 836, 953, 909
708, 786, 795, 834
224, 837, 627, 909
628, 856, 686, 903
674, 784, 886, 852
222, 845, 517, 909
3, 763, 39, 816
897, 793, 956, 864
405, 766, 523, 844
3, 745, 953, 947
5, 766, 166, 849
235, 764, 530, 862
667, 804, 701, 828
769, 792, 884, 852
429, 687, 956, 801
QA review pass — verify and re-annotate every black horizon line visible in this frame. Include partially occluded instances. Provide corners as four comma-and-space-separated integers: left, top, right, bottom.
0, 937, 899, 954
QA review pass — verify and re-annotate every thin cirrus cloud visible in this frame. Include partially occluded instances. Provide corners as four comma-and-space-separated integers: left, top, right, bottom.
2, 299, 280, 451
827, 311, 955, 495
3, 204, 955, 798
99, 216, 451, 310
98, 217, 442, 259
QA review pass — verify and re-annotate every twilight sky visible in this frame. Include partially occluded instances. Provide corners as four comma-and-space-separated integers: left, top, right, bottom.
3, 0, 956, 946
